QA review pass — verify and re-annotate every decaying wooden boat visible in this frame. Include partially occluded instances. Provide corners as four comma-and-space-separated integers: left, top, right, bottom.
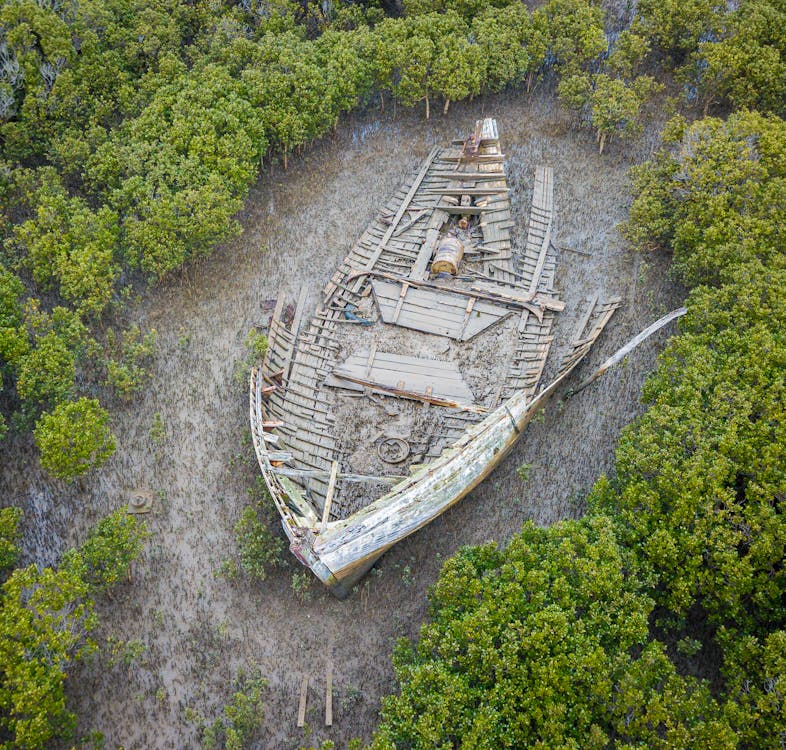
250, 119, 620, 598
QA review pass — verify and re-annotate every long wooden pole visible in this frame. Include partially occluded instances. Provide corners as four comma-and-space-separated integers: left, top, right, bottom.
568, 307, 687, 397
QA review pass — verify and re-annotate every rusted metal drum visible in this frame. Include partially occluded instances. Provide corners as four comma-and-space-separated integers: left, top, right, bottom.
431, 237, 464, 276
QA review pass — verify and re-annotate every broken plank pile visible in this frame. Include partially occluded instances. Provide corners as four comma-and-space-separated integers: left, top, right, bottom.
557, 296, 622, 378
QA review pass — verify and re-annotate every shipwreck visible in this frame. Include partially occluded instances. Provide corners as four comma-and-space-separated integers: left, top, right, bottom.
250, 118, 619, 598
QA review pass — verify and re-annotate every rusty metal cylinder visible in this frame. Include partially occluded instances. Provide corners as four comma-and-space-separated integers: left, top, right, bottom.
431, 237, 464, 276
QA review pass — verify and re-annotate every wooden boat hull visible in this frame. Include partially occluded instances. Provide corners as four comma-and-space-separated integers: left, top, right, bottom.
249, 119, 619, 597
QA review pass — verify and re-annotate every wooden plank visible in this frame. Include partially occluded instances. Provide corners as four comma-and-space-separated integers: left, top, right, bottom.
339, 352, 467, 381
370, 275, 550, 328
275, 467, 406, 483
408, 228, 439, 280
297, 676, 309, 727
261, 294, 287, 375
393, 208, 428, 237
423, 188, 509, 197
438, 154, 505, 163
373, 281, 468, 326
574, 293, 599, 340
525, 166, 554, 294
338, 357, 468, 384
364, 343, 377, 379
279, 287, 308, 384
372, 350, 463, 371
408, 209, 449, 280
321, 461, 339, 527
429, 171, 507, 181
470, 284, 565, 312
329, 371, 485, 413
335, 368, 475, 404
334, 356, 475, 404
325, 662, 333, 727
462, 307, 512, 341
378, 294, 510, 341
457, 297, 475, 340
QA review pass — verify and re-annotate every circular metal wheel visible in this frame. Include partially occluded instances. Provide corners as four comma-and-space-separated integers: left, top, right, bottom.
377, 437, 410, 464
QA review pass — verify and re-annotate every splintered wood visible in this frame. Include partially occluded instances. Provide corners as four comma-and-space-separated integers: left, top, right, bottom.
248, 117, 621, 598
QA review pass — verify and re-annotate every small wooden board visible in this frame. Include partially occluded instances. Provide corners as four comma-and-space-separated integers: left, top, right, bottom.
297, 675, 309, 727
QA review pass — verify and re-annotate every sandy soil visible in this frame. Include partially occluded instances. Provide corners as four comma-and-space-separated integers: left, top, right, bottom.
0, 90, 682, 749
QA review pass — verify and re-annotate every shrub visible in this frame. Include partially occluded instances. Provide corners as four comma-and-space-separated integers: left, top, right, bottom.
34, 397, 116, 479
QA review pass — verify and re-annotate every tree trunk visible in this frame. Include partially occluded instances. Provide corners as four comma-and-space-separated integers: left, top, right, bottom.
380, 91, 384, 112
597, 130, 606, 156
425, 91, 430, 120
283, 152, 288, 170
527, 71, 533, 93
443, 98, 450, 115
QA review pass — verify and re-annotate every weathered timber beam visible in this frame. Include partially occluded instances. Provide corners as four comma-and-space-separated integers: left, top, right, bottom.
273, 468, 407, 483
429, 171, 507, 181
568, 307, 687, 396
329, 372, 487, 414
438, 154, 506, 162
423, 188, 510, 197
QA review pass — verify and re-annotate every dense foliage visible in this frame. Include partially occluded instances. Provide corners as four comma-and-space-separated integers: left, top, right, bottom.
0, 509, 148, 749
373, 518, 734, 749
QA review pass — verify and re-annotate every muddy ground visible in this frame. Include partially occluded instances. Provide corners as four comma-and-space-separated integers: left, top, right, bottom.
1, 90, 683, 749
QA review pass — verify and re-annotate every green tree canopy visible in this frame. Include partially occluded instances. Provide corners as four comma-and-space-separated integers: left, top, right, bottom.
634, 0, 725, 61
536, 0, 606, 73
592, 263, 786, 628
690, 0, 786, 115
0, 510, 147, 749
34, 397, 115, 479
624, 110, 786, 287
372, 517, 733, 749
0, 507, 22, 575
472, 5, 547, 93
15, 177, 119, 316
15, 331, 75, 408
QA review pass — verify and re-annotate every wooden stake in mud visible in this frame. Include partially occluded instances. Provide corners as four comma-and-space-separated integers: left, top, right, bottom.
297, 675, 309, 727
325, 661, 333, 727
